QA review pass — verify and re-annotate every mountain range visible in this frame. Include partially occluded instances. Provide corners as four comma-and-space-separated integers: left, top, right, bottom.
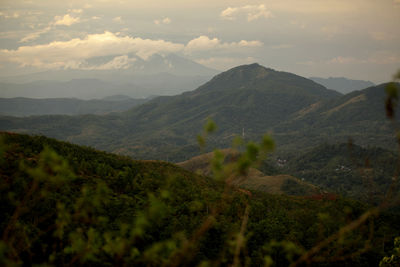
0, 95, 149, 116
0, 54, 218, 99
309, 77, 375, 94
0, 63, 397, 162
1, 60, 399, 266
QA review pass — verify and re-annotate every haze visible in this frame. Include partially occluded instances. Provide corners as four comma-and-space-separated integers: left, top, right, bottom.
0, 0, 399, 84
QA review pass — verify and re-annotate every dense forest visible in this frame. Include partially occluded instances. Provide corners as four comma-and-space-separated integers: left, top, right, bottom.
1, 132, 399, 266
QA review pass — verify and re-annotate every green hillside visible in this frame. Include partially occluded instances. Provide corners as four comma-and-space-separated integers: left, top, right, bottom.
0, 64, 342, 161
0, 96, 148, 116
273, 83, 400, 152
280, 143, 399, 203
1, 132, 399, 266
178, 149, 319, 196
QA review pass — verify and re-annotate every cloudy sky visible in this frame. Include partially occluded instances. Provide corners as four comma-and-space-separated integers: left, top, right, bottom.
0, 0, 399, 83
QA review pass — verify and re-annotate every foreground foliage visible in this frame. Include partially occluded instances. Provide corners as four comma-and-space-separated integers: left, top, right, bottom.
0, 132, 399, 266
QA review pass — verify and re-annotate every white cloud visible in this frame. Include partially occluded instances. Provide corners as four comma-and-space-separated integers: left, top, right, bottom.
185, 35, 262, 53
54, 14, 80, 26
3, 31, 184, 69
162, 17, 171, 24
19, 26, 52, 43
220, 4, 272, 21
3, 31, 264, 70
154, 17, 171, 25
196, 57, 256, 70
113, 16, 123, 23
19, 12, 81, 42
82, 55, 137, 70
0, 11, 20, 19
68, 9, 83, 14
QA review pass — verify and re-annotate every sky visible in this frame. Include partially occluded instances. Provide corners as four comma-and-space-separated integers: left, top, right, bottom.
0, 0, 399, 83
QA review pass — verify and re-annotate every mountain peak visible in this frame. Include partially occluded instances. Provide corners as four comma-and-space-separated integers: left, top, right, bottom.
226, 63, 273, 74
203, 63, 274, 87
194, 63, 340, 100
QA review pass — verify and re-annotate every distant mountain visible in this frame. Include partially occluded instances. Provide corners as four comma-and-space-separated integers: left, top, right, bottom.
0, 79, 143, 99
0, 54, 218, 99
0, 54, 218, 83
310, 77, 375, 94
0, 74, 214, 99
130, 53, 218, 76
0, 96, 149, 116
0, 63, 342, 160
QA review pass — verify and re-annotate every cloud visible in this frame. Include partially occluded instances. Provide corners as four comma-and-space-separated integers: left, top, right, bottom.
367, 52, 400, 65
154, 17, 171, 25
54, 14, 80, 26
113, 16, 123, 23
196, 56, 256, 70
269, 44, 293, 49
3, 31, 184, 69
162, 17, 171, 24
220, 4, 272, 21
185, 35, 262, 53
3, 31, 263, 70
19, 26, 52, 43
19, 12, 82, 42
290, 20, 307, 29
328, 56, 359, 64
68, 9, 83, 14
0, 11, 20, 19
81, 55, 137, 70
327, 53, 400, 65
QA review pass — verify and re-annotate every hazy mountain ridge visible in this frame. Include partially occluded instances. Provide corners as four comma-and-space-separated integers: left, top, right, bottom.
0, 96, 149, 116
0, 64, 396, 161
0, 54, 218, 99
310, 77, 375, 94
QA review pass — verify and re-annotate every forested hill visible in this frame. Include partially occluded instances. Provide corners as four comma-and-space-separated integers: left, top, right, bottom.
272, 83, 400, 152
0, 96, 148, 116
1, 131, 399, 266
0, 64, 343, 160
0, 65, 397, 162
281, 143, 399, 203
